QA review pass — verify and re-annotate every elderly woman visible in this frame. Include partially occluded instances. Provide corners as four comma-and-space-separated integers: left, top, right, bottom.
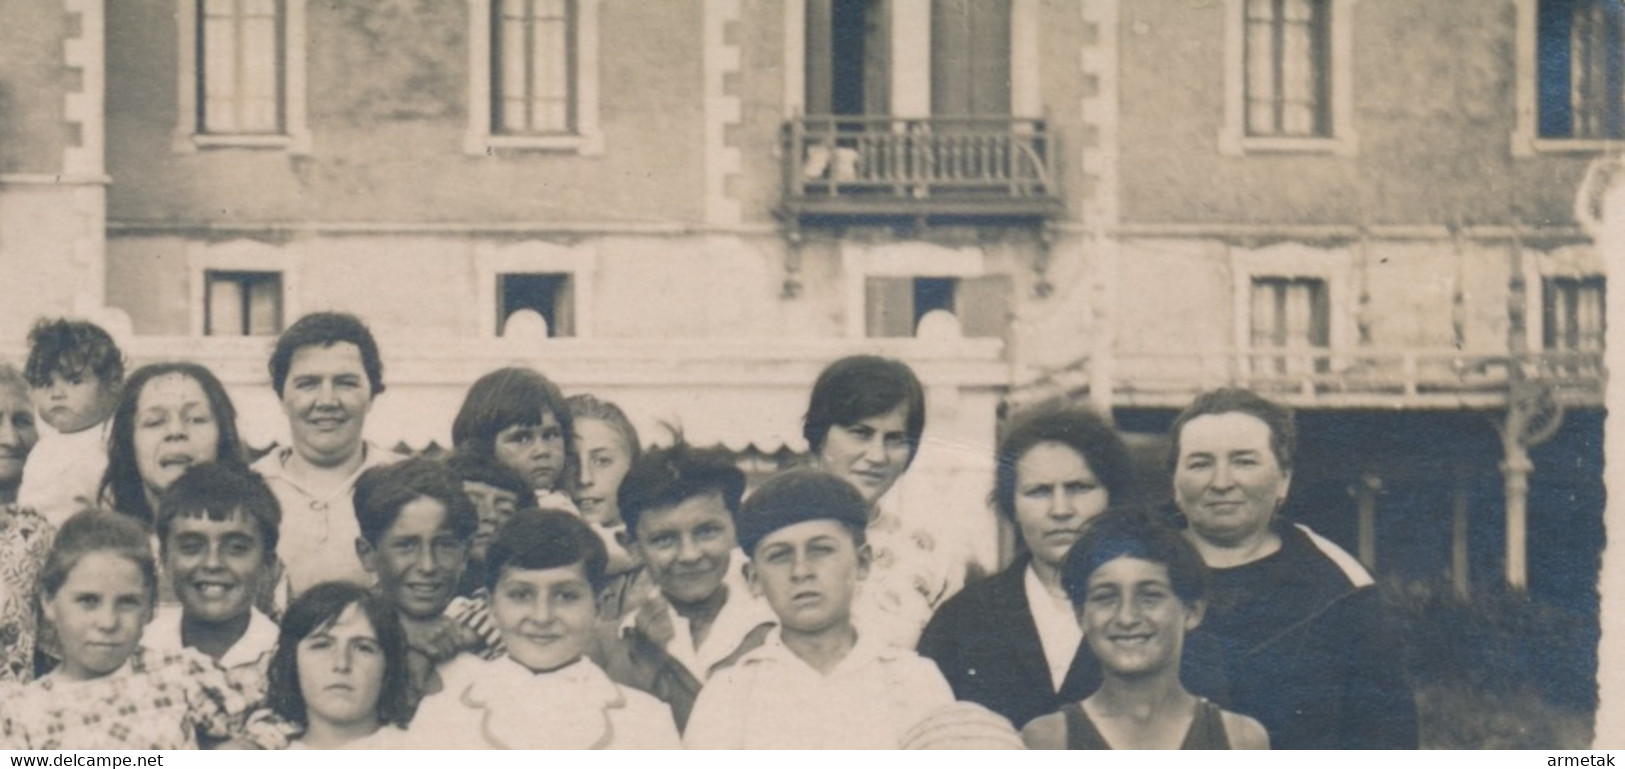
918, 402, 1132, 728
0, 362, 47, 683
803, 355, 966, 649
0, 364, 39, 506
1168, 388, 1416, 749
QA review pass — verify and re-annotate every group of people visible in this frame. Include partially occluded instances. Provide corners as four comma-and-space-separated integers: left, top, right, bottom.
0, 311, 1418, 750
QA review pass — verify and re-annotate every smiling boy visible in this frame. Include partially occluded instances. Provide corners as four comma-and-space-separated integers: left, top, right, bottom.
146, 462, 282, 694
405, 510, 680, 749
682, 469, 957, 749
594, 442, 774, 731
351, 458, 488, 710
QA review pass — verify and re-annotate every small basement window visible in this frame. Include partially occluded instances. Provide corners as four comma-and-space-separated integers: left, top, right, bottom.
498, 272, 575, 337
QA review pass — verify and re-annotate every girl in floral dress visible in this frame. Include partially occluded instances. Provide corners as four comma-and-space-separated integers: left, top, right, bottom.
0, 510, 256, 749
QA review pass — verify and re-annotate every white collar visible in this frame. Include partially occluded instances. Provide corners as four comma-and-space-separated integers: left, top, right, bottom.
145, 605, 279, 669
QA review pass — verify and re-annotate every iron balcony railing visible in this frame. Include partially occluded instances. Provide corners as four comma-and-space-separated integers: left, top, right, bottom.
782, 115, 1061, 220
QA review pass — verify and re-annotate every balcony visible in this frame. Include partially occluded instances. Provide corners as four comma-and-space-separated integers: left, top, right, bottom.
1009, 348, 1607, 411
781, 116, 1062, 225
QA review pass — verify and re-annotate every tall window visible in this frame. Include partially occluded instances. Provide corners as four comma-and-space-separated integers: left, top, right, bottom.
198, 0, 284, 134
1251, 277, 1330, 374
1244, 0, 1331, 137
1543, 276, 1606, 351
205, 270, 283, 336
1538, 0, 1624, 139
493, 0, 577, 135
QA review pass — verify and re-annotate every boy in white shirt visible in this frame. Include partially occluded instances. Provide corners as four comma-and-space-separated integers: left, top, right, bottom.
147, 463, 282, 696
17, 318, 122, 527
683, 469, 958, 749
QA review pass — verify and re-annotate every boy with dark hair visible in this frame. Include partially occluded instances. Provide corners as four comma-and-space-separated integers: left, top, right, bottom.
442, 450, 530, 598
595, 442, 774, 731
17, 318, 124, 527
683, 469, 959, 749
148, 462, 282, 694
351, 457, 487, 707
405, 510, 680, 749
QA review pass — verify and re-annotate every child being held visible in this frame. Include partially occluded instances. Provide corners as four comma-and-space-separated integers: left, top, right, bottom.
405, 509, 680, 749
17, 319, 124, 528
1020, 509, 1269, 750
145, 463, 282, 698
0, 510, 257, 749
682, 470, 959, 749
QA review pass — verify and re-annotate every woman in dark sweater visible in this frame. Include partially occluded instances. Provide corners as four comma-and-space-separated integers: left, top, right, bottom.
917, 402, 1132, 729
1168, 388, 1418, 749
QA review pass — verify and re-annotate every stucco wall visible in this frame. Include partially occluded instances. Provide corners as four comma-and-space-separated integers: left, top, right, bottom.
1118, 0, 1598, 226
0, 2, 70, 175
105, 0, 709, 225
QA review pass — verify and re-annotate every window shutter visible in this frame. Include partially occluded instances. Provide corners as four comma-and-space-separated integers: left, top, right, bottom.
956, 275, 1011, 338
865, 277, 915, 337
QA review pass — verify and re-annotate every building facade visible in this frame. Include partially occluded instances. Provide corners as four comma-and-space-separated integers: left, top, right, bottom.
0, 0, 1616, 596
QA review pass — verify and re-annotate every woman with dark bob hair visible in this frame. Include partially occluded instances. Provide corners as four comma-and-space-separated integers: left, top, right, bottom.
451, 367, 575, 513
100, 362, 249, 527
264, 581, 412, 749
1166, 387, 1415, 749
802, 355, 949, 648
918, 400, 1132, 729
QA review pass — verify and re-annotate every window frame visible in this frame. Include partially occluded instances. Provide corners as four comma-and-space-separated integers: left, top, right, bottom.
465, 0, 603, 155
496, 272, 576, 338
188, 239, 300, 337
174, 0, 310, 153
203, 269, 285, 337
1230, 243, 1353, 378
1220, 0, 1358, 157
475, 241, 597, 339
1513, 0, 1625, 155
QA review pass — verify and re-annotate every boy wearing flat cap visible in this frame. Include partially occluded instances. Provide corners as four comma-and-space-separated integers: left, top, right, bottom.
682, 469, 958, 749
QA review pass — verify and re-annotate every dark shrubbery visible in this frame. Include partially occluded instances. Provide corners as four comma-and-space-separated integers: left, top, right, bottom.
1381, 578, 1597, 748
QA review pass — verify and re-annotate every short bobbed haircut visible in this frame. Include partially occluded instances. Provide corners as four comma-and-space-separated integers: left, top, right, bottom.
40, 508, 158, 606
266, 581, 412, 731
24, 317, 125, 389
101, 362, 248, 527
268, 312, 385, 399
451, 368, 573, 476
1060, 506, 1209, 609
618, 441, 744, 536
802, 355, 925, 464
484, 509, 609, 594
155, 462, 282, 557
1167, 387, 1297, 473
992, 402, 1133, 523
567, 393, 642, 464
443, 450, 533, 501
352, 457, 478, 546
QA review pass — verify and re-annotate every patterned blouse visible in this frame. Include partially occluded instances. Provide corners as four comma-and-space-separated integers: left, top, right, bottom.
0, 505, 53, 685
854, 502, 965, 650
0, 646, 256, 750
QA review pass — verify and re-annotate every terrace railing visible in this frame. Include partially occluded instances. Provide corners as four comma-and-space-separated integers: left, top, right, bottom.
782, 115, 1061, 221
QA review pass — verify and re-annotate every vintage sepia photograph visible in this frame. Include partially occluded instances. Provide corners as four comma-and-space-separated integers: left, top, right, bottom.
0, 0, 1622, 752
